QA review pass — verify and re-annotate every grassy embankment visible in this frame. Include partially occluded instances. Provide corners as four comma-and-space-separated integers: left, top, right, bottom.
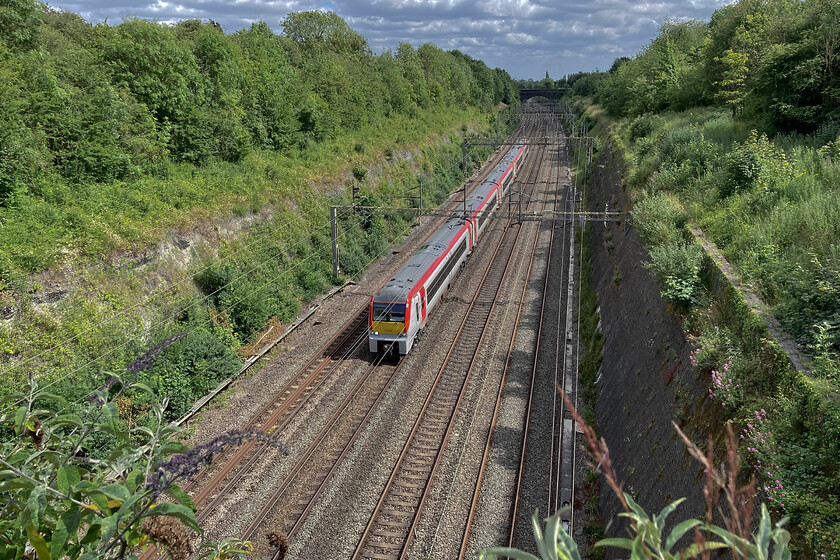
0, 107, 502, 434
580, 103, 840, 556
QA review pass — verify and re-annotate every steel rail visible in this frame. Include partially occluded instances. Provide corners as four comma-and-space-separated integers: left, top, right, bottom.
352, 126, 543, 560
139, 311, 371, 560
549, 140, 572, 515
241, 349, 403, 546
553, 151, 578, 528
457, 123, 553, 559
193, 320, 371, 524
348, 115, 540, 558
508, 131, 567, 549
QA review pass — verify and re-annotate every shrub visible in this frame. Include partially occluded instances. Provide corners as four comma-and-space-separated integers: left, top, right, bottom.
628, 113, 662, 141
194, 263, 235, 301
721, 146, 760, 198
777, 253, 840, 357
352, 164, 367, 182
139, 329, 241, 419
220, 278, 300, 339
1, 375, 285, 560
689, 325, 738, 373
645, 240, 704, 308
632, 192, 685, 246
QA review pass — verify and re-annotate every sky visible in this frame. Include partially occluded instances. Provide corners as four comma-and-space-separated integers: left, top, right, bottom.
49, 0, 732, 80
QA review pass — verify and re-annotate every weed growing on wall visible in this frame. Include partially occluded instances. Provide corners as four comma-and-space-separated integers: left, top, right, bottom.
585, 104, 840, 556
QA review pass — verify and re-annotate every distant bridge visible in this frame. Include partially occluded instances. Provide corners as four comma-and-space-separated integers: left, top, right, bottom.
519, 88, 568, 102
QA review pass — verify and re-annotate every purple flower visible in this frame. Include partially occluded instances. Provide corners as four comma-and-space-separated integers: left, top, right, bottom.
127, 333, 188, 374
145, 430, 287, 496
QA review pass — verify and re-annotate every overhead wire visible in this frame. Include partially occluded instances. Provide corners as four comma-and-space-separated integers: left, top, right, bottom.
1, 138, 491, 384
2, 139, 497, 416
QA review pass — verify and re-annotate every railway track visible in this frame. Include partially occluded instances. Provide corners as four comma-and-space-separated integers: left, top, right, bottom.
352, 116, 557, 560
510, 114, 580, 549
456, 127, 561, 558
244, 350, 404, 557
139, 312, 371, 560
140, 109, 578, 560
140, 129, 524, 560
352, 208, 522, 560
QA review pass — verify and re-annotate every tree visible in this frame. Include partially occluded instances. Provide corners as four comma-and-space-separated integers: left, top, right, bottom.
0, 0, 43, 51
102, 18, 209, 162
396, 43, 431, 109
280, 11, 369, 56
234, 21, 302, 151
716, 48, 749, 116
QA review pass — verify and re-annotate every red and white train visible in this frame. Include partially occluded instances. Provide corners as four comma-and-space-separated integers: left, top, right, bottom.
369, 140, 528, 354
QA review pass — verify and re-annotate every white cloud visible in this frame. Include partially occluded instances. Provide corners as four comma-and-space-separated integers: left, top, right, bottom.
506, 32, 537, 44
50, 0, 726, 78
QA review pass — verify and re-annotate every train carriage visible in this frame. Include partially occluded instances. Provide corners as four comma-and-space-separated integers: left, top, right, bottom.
369, 140, 527, 355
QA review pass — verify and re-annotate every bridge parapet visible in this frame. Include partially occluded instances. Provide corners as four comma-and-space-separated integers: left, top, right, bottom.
519, 88, 568, 102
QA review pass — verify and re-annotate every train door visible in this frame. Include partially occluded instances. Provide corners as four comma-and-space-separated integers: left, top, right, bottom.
420, 287, 427, 323
412, 294, 421, 330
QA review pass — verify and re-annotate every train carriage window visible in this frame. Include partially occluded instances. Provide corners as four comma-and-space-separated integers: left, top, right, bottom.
427, 239, 467, 302
390, 305, 405, 322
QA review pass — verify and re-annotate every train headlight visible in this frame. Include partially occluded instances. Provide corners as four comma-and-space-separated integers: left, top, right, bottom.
374, 331, 379, 336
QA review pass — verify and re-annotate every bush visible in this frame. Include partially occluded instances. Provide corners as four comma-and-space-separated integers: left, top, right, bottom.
777, 253, 840, 359
658, 127, 719, 178
139, 328, 241, 419
628, 113, 662, 141
632, 192, 685, 246
645, 240, 704, 308
220, 278, 300, 339
721, 146, 760, 198
195, 263, 235, 300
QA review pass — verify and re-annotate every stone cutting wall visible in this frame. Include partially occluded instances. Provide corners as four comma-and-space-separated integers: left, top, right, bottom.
585, 143, 725, 550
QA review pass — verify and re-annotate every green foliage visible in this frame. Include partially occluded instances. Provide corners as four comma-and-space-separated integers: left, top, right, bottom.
281, 11, 368, 55
777, 253, 840, 363
628, 114, 663, 141
632, 193, 685, 246
476, 500, 790, 560
0, 0, 43, 51
631, 191, 704, 308
583, 101, 840, 553
476, 508, 581, 560
0, 8, 517, 274
0, 379, 203, 559
595, 0, 840, 132
138, 330, 241, 420
645, 240, 704, 308
198, 537, 254, 560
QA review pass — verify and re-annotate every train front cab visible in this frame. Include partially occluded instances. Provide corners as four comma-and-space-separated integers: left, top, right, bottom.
369, 295, 424, 355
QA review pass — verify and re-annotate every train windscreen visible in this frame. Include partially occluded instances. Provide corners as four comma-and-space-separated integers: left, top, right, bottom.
372, 303, 406, 322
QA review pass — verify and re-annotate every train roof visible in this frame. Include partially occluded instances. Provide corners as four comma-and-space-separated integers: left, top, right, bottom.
375, 216, 465, 303
372, 141, 526, 304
